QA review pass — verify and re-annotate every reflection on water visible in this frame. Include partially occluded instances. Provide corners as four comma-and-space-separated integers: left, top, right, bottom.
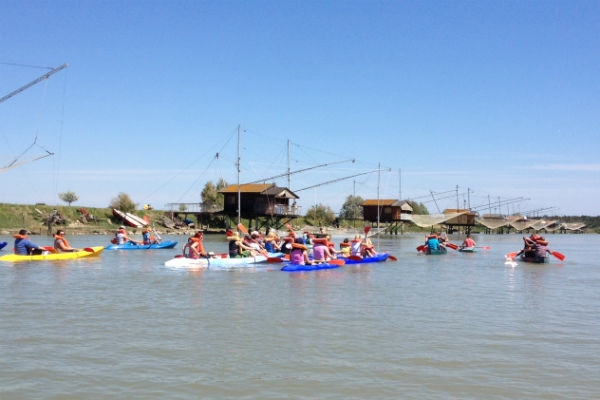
0, 233, 598, 399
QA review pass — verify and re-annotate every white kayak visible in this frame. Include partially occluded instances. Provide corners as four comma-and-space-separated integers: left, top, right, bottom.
164, 253, 282, 269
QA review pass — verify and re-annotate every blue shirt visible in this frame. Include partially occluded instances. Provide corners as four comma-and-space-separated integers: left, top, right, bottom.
426, 237, 439, 250
14, 237, 39, 255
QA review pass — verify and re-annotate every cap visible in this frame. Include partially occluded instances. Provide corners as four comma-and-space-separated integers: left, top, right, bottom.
119, 226, 126, 229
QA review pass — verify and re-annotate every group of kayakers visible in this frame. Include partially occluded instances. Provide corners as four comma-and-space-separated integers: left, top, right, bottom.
221, 228, 378, 265
423, 232, 479, 251
7, 226, 560, 265
11, 225, 161, 256
112, 225, 161, 246
520, 233, 549, 260
423, 232, 448, 251
179, 226, 375, 264
11, 229, 80, 255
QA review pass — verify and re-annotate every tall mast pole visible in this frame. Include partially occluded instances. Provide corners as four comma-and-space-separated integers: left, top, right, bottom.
398, 168, 402, 201
237, 124, 241, 224
456, 185, 459, 210
287, 139, 291, 188
377, 162, 381, 229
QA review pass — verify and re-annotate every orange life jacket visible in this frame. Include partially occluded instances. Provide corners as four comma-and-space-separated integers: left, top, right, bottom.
291, 242, 307, 250
54, 234, 71, 248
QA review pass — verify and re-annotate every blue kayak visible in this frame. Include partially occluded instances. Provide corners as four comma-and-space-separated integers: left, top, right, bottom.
105, 240, 178, 250
340, 253, 390, 264
281, 263, 340, 272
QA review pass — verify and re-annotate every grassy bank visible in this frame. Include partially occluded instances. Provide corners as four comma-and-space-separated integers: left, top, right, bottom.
1, 203, 593, 237
0, 203, 166, 236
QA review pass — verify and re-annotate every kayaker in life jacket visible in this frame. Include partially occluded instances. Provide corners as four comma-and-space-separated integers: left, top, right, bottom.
281, 236, 294, 255
142, 228, 159, 245
290, 238, 312, 265
227, 233, 243, 258
350, 235, 362, 256
361, 237, 377, 257
312, 237, 333, 262
461, 234, 476, 249
54, 230, 78, 252
240, 232, 266, 256
425, 234, 440, 251
339, 238, 351, 257
264, 230, 281, 253
183, 231, 207, 259
523, 234, 549, 259
13, 229, 44, 255
114, 226, 139, 245
325, 235, 339, 256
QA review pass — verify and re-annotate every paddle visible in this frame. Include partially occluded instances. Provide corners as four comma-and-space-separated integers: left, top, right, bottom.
506, 249, 564, 262
549, 250, 565, 261
285, 223, 296, 237
444, 242, 459, 250
347, 255, 363, 261
43, 246, 58, 254
237, 222, 249, 235
416, 244, 427, 252
364, 226, 371, 236
477, 246, 491, 250
267, 257, 285, 263
387, 253, 398, 261
505, 251, 521, 260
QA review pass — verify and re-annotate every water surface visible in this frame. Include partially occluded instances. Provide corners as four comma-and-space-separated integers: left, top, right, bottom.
1, 233, 598, 399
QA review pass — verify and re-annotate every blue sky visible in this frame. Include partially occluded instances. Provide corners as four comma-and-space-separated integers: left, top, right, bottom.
1, 0, 598, 216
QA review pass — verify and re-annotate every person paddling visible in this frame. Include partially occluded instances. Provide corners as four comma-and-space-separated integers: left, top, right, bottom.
290, 238, 313, 265
13, 229, 45, 255
115, 226, 139, 245
424, 234, 440, 251
142, 228, 160, 245
522, 234, 550, 260
461, 234, 476, 249
183, 231, 207, 259
54, 230, 78, 252
312, 237, 334, 262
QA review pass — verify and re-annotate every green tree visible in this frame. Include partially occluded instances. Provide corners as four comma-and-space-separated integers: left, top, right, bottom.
305, 204, 336, 227
58, 191, 79, 206
109, 192, 137, 213
339, 195, 364, 220
201, 179, 227, 212
408, 201, 429, 215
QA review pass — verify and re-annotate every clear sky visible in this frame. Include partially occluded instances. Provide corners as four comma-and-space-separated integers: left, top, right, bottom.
1, 0, 598, 217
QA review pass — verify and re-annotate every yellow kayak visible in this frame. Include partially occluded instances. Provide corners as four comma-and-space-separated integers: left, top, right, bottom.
0, 246, 104, 262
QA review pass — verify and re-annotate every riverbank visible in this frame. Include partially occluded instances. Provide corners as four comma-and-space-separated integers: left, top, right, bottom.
0, 203, 365, 238
1, 202, 594, 237
0, 203, 183, 236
